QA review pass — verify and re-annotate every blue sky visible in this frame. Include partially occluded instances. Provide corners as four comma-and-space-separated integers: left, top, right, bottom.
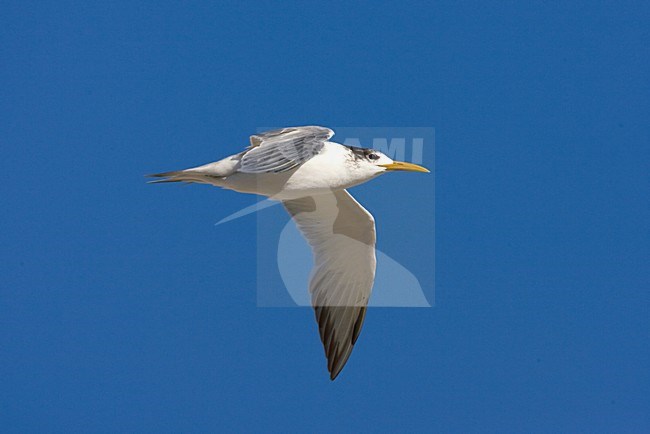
1, 1, 649, 432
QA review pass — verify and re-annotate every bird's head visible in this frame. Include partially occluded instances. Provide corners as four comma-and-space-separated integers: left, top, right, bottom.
348, 146, 430, 176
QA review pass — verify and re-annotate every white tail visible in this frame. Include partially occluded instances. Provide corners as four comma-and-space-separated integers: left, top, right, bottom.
147, 153, 242, 185
146, 169, 217, 184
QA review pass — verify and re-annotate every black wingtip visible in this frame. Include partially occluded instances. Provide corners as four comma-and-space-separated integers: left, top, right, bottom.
328, 348, 352, 381
329, 364, 346, 381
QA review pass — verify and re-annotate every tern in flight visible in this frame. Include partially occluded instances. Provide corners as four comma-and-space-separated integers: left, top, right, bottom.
149, 126, 429, 380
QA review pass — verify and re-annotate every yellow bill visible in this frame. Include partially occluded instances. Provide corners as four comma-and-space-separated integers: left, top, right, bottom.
380, 161, 430, 173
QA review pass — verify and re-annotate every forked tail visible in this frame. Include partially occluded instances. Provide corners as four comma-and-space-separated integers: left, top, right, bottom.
146, 169, 226, 185
147, 155, 241, 185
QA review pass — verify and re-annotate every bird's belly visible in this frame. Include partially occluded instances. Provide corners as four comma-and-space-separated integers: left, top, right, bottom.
223, 167, 360, 200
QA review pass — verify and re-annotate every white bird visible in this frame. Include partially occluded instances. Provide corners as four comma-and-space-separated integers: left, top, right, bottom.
149, 126, 429, 380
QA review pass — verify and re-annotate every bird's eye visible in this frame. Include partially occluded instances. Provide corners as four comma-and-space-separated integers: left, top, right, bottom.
368, 153, 379, 161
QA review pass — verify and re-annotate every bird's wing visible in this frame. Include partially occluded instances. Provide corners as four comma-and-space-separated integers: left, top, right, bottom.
240, 126, 334, 173
283, 189, 376, 380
